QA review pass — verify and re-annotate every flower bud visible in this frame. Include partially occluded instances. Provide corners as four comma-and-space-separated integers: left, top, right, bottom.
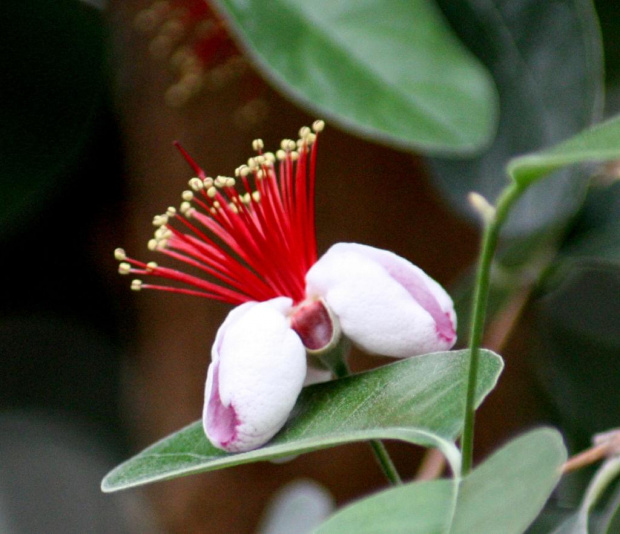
203, 298, 306, 452
305, 243, 457, 357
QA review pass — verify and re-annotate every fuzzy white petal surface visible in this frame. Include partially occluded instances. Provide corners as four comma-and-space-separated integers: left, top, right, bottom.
204, 297, 306, 452
306, 243, 456, 357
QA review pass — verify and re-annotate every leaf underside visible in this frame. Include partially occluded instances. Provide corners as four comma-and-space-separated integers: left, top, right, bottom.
212, 0, 497, 154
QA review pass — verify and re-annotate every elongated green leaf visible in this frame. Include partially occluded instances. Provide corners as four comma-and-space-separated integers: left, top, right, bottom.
508, 115, 620, 187
552, 456, 620, 534
554, 181, 620, 270
314, 428, 566, 534
600, 481, 620, 534
429, 0, 603, 237
450, 428, 566, 534
102, 350, 502, 492
212, 0, 497, 154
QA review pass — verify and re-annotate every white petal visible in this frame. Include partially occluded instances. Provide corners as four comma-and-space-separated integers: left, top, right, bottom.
304, 365, 332, 386
306, 243, 457, 357
203, 297, 306, 452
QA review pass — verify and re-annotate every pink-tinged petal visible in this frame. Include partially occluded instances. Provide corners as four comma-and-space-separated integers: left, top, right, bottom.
303, 366, 332, 386
306, 243, 457, 357
203, 297, 306, 452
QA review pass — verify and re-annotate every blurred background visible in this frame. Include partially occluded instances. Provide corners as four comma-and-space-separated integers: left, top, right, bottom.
1, 0, 619, 532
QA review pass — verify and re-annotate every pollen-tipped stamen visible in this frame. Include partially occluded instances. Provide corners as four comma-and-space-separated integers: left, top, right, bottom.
117, 124, 323, 305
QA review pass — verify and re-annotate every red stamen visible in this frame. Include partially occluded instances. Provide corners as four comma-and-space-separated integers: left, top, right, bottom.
174, 141, 205, 179
116, 122, 324, 306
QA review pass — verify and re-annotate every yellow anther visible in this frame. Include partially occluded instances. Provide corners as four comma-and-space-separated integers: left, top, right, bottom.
133, 8, 158, 33
214, 176, 228, 188
189, 177, 203, 191
280, 139, 295, 151
131, 280, 143, 291
306, 132, 316, 145
247, 157, 258, 170
229, 202, 239, 214
252, 191, 261, 202
264, 152, 276, 164
166, 206, 177, 217
252, 138, 264, 152
148, 35, 173, 60
114, 248, 126, 261
161, 18, 185, 39
213, 200, 221, 209
241, 193, 251, 204
207, 186, 217, 198
299, 126, 311, 138
169, 46, 192, 69
182, 190, 194, 201
276, 149, 286, 161
226, 177, 236, 188
237, 165, 250, 177
254, 155, 266, 166
180, 201, 192, 214
146, 261, 158, 271
290, 151, 299, 161
154, 227, 171, 239
468, 192, 496, 224
118, 262, 131, 275
147, 239, 159, 251
312, 119, 325, 133
203, 177, 214, 187
152, 214, 169, 227
165, 83, 190, 108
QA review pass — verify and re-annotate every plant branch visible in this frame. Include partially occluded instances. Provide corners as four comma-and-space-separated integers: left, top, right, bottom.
461, 183, 524, 475
416, 281, 534, 480
317, 335, 402, 485
370, 440, 403, 485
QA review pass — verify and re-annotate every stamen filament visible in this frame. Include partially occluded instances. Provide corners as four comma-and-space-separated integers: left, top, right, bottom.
117, 124, 323, 305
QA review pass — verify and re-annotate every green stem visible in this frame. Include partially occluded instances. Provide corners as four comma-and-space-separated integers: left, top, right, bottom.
316, 336, 402, 485
369, 439, 403, 485
461, 183, 523, 475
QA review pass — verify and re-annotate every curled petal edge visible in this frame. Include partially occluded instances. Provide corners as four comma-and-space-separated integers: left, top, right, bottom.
306, 243, 457, 357
203, 297, 307, 452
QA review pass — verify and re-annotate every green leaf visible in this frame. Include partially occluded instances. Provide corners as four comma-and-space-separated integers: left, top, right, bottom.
429, 0, 603, 237
600, 481, 620, 534
313, 428, 567, 534
552, 457, 620, 534
507, 115, 620, 188
531, 179, 620, 445
102, 349, 503, 492
212, 0, 498, 154
535, 265, 620, 441
316, 478, 455, 534
450, 428, 566, 534
542, 178, 620, 284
